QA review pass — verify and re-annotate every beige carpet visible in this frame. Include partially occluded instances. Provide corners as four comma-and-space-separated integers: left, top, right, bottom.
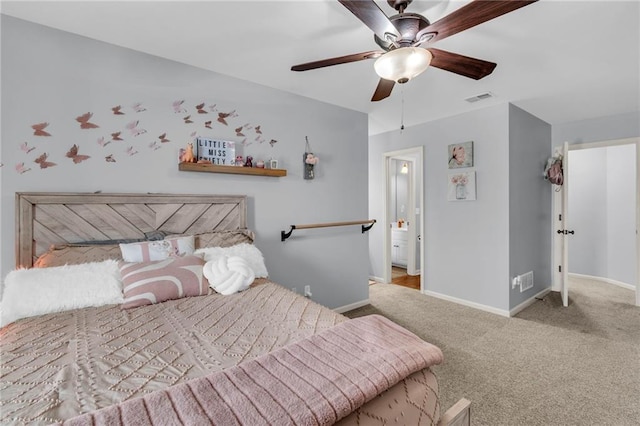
344, 277, 640, 426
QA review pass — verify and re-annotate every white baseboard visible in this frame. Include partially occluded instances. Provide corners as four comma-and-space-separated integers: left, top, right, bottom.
369, 275, 384, 283
569, 273, 636, 291
509, 288, 551, 317
422, 290, 510, 317
333, 299, 370, 314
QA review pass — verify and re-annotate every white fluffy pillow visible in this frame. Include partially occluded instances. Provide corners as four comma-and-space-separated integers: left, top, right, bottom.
1, 259, 123, 326
194, 243, 268, 278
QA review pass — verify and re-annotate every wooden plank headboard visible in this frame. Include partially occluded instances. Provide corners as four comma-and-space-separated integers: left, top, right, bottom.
15, 192, 247, 268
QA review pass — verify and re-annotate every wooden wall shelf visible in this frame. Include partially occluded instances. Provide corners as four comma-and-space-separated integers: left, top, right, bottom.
178, 162, 287, 177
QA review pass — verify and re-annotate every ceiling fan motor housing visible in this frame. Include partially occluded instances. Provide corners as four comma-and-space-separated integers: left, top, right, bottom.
374, 13, 433, 50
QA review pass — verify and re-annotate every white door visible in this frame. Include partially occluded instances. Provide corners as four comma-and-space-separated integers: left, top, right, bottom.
560, 141, 570, 307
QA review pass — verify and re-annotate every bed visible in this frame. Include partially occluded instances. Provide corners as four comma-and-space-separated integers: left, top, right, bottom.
1, 192, 470, 425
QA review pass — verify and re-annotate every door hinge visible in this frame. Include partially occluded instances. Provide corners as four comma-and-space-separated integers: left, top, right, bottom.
559, 265, 562, 273
559, 214, 562, 221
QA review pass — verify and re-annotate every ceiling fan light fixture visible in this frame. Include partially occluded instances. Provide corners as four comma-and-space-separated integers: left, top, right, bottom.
374, 47, 432, 84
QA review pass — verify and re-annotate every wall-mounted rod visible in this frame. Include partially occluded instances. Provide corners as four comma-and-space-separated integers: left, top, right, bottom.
281, 219, 376, 241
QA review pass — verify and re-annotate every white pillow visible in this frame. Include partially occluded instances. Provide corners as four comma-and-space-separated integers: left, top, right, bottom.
1, 259, 123, 327
119, 235, 195, 263
203, 256, 255, 295
194, 243, 268, 278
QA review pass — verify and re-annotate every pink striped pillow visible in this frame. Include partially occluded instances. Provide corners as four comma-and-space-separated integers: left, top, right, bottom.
119, 255, 208, 309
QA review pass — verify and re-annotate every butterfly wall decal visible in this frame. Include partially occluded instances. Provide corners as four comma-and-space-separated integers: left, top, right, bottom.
183, 115, 193, 124
269, 139, 278, 147
105, 154, 116, 163
20, 141, 35, 154
112, 105, 125, 115
32, 122, 51, 137
76, 112, 99, 129
97, 136, 111, 147
66, 144, 91, 163
172, 100, 187, 114
111, 131, 123, 141
126, 146, 138, 156
125, 120, 147, 136
235, 126, 245, 137
34, 152, 56, 169
196, 103, 207, 114
204, 121, 212, 129
132, 102, 146, 113
149, 141, 161, 151
159, 133, 170, 143
255, 125, 262, 134
15, 162, 31, 174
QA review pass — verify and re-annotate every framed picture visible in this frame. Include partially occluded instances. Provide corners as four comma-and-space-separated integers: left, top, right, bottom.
448, 171, 476, 201
448, 141, 473, 168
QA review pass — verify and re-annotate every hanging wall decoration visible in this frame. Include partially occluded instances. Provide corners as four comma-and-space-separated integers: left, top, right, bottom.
303, 136, 319, 180
448, 171, 476, 201
448, 141, 474, 168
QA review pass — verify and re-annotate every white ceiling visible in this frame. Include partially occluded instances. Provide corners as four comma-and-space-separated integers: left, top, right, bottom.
2, 0, 639, 135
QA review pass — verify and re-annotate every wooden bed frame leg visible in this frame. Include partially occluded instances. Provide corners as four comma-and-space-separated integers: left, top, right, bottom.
438, 398, 471, 426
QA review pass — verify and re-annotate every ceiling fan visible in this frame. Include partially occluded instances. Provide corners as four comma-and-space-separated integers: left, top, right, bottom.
291, 0, 538, 101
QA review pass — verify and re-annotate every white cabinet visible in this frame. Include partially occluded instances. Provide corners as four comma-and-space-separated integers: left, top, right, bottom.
391, 229, 408, 267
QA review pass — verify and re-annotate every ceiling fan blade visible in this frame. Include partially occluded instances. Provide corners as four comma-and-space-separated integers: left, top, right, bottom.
291, 50, 383, 72
428, 48, 496, 80
371, 78, 395, 102
423, 0, 538, 44
338, 0, 400, 40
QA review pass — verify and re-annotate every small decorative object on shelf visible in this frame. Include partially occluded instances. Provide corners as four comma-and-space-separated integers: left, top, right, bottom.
180, 142, 196, 163
244, 156, 253, 167
268, 158, 278, 169
235, 155, 243, 166
256, 159, 265, 169
304, 136, 319, 180
195, 137, 235, 165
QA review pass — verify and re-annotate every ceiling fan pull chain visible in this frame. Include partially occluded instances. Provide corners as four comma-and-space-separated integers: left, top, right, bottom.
400, 85, 405, 132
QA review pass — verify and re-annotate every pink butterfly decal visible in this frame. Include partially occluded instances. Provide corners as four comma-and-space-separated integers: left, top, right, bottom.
20, 141, 35, 153
111, 131, 124, 141
132, 102, 146, 113
34, 152, 56, 169
66, 144, 91, 164
235, 126, 245, 137
112, 105, 125, 115
196, 103, 208, 114
97, 136, 111, 147
126, 146, 138, 156
32, 122, 51, 137
15, 162, 31, 174
149, 141, 161, 151
125, 120, 147, 136
172, 100, 187, 113
76, 112, 99, 129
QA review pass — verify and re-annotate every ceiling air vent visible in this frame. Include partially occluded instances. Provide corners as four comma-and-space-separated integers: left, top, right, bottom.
465, 92, 494, 103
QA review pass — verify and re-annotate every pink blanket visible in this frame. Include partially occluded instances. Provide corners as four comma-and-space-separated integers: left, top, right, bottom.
60, 314, 443, 426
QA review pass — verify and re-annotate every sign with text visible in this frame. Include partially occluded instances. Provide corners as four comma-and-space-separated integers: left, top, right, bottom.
196, 138, 235, 165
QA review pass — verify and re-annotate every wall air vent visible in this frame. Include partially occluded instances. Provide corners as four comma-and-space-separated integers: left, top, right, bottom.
465, 92, 494, 103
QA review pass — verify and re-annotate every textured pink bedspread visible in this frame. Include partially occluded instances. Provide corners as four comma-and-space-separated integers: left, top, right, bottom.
60, 314, 443, 426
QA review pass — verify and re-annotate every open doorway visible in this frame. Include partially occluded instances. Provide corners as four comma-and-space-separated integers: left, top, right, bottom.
383, 147, 424, 291
553, 137, 639, 307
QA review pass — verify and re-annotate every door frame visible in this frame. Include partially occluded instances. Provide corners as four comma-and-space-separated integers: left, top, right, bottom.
383, 146, 424, 290
552, 137, 640, 306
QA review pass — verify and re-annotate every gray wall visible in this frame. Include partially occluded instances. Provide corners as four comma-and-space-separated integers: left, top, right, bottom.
369, 104, 511, 311
569, 145, 637, 286
0, 16, 370, 310
508, 104, 552, 308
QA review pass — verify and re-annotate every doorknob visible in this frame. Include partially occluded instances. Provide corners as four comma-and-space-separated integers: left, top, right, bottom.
556, 229, 575, 235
